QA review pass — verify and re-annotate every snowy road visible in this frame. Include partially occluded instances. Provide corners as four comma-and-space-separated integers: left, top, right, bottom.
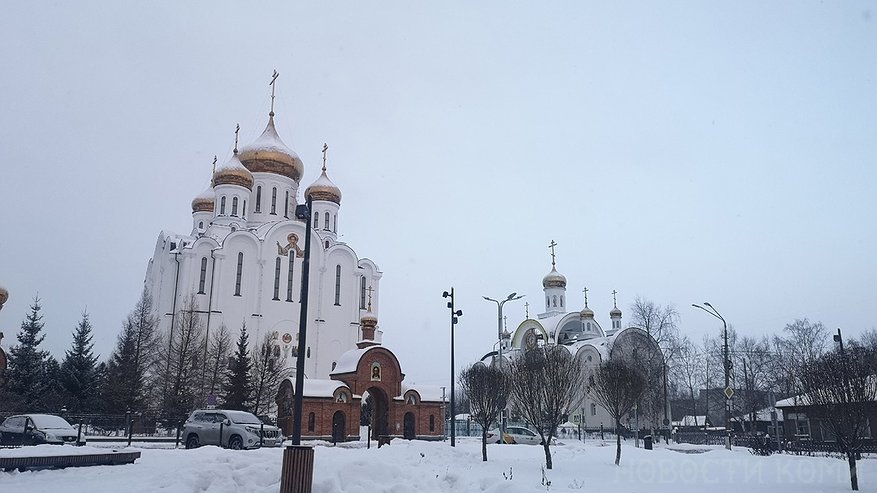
0, 438, 871, 492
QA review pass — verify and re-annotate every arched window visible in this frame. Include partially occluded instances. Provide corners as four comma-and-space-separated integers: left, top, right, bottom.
272, 257, 281, 300
587, 322, 592, 331
220, 196, 226, 215
286, 251, 295, 302
284, 190, 289, 218
429, 415, 435, 432
198, 221, 203, 230
334, 265, 342, 306
553, 295, 557, 307
359, 276, 367, 309
591, 403, 597, 416
234, 252, 243, 296
231, 197, 238, 216
242, 200, 246, 217
333, 214, 337, 233
314, 212, 319, 229
307, 412, 315, 432
324, 211, 330, 230
198, 257, 208, 294
546, 296, 550, 309
560, 295, 564, 307
255, 186, 262, 212
271, 187, 277, 214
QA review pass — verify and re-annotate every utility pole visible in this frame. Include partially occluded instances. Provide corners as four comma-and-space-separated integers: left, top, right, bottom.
443, 288, 462, 447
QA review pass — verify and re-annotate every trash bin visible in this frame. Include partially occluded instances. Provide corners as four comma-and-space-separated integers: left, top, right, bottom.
643, 435, 653, 450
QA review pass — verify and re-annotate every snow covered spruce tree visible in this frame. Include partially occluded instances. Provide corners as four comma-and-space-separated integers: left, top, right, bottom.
223, 324, 252, 411
59, 311, 100, 413
798, 344, 877, 491
588, 359, 646, 466
459, 363, 511, 461
250, 333, 289, 416
102, 289, 159, 415
5, 296, 51, 411
509, 345, 585, 469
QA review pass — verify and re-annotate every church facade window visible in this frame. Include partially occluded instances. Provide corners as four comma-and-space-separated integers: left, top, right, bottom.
324, 212, 330, 230
284, 190, 289, 218
220, 196, 226, 215
546, 296, 550, 309
271, 187, 277, 214
255, 186, 262, 212
232, 197, 238, 216
333, 214, 337, 233
242, 200, 246, 217
198, 257, 208, 294
307, 412, 315, 432
553, 295, 557, 307
198, 221, 203, 230
560, 295, 564, 307
334, 265, 341, 306
591, 403, 597, 416
272, 257, 281, 300
314, 212, 319, 229
359, 276, 366, 309
286, 252, 295, 302
234, 252, 243, 296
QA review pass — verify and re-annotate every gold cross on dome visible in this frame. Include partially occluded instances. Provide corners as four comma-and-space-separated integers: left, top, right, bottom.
322, 143, 329, 172
583, 287, 589, 308
612, 289, 618, 308
366, 285, 374, 311
548, 240, 558, 267
233, 123, 240, 154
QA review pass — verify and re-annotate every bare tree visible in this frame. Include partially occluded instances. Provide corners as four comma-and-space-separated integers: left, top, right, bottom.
204, 324, 232, 402
733, 335, 773, 433
672, 336, 704, 427
588, 359, 646, 465
157, 294, 205, 419
458, 363, 511, 461
798, 345, 877, 491
250, 333, 290, 416
772, 319, 828, 396
628, 297, 680, 436
509, 346, 585, 469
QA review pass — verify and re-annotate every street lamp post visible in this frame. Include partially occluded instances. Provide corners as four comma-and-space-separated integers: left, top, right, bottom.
443, 288, 462, 447
692, 301, 732, 450
482, 292, 523, 437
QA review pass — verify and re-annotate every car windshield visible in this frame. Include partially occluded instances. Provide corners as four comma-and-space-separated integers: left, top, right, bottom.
225, 411, 261, 424
28, 415, 72, 429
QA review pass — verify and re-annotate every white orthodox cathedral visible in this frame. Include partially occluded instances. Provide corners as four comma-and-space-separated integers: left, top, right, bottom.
144, 106, 382, 380
482, 244, 668, 429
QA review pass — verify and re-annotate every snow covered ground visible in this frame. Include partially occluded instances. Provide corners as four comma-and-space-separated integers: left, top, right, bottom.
0, 437, 872, 492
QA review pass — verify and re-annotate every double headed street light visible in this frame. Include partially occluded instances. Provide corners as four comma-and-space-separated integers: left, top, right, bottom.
482, 292, 523, 437
692, 301, 732, 450
443, 288, 463, 447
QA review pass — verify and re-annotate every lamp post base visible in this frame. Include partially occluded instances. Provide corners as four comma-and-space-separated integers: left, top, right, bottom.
280, 445, 315, 493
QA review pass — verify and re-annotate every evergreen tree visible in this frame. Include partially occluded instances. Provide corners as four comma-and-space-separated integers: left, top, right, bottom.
43, 356, 65, 413
6, 296, 51, 411
60, 311, 100, 413
223, 324, 252, 411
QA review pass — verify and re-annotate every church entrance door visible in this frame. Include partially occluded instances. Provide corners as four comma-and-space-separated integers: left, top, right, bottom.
365, 387, 390, 440
332, 411, 346, 443
403, 412, 416, 439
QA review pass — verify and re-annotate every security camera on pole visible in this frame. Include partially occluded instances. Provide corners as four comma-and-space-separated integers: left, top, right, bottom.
443, 288, 462, 447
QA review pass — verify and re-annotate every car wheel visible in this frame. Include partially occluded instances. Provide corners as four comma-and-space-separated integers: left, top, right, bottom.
185, 434, 200, 449
228, 435, 243, 450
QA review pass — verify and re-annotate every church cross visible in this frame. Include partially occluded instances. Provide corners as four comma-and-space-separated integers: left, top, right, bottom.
269, 70, 279, 116
503, 315, 507, 331
583, 287, 589, 307
366, 285, 374, 311
524, 301, 529, 318
548, 240, 558, 268
212, 155, 217, 174
322, 143, 329, 172
233, 124, 240, 154
612, 289, 618, 308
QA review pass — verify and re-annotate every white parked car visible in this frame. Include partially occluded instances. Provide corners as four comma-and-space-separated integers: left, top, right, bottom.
183, 410, 282, 450
486, 426, 552, 445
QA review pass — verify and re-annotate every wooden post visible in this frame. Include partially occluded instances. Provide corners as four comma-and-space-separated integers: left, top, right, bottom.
279, 445, 314, 493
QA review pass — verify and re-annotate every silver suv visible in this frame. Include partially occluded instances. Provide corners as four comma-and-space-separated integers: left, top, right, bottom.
183, 409, 282, 450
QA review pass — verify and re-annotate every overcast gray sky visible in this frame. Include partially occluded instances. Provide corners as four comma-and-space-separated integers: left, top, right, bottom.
1, 1, 875, 387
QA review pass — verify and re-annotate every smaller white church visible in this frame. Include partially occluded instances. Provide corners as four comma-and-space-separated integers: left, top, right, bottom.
480, 242, 667, 429
144, 104, 381, 379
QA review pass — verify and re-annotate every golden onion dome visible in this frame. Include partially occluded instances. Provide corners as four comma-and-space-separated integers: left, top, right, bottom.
580, 306, 595, 319
305, 168, 342, 205
542, 267, 567, 289
610, 306, 622, 317
213, 154, 254, 190
360, 310, 378, 327
191, 185, 215, 213
238, 115, 304, 182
